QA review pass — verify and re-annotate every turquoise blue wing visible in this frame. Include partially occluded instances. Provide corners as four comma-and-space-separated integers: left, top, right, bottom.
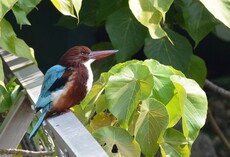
34, 65, 66, 109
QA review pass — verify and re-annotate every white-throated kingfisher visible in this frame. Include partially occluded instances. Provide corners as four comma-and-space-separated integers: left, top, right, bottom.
29, 46, 117, 139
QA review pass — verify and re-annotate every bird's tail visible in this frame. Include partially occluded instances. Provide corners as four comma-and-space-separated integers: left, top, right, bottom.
29, 110, 47, 139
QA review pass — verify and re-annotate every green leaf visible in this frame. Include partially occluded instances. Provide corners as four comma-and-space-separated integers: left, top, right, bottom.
214, 24, 230, 42
200, 0, 230, 28
80, 73, 108, 109
144, 29, 193, 74
80, 0, 127, 26
90, 112, 115, 130
128, 0, 173, 39
0, 19, 36, 63
178, 0, 217, 46
12, 0, 41, 26
108, 60, 142, 75
12, 4, 31, 26
93, 126, 141, 157
79, 0, 99, 26
134, 98, 169, 156
170, 75, 208, 144
105, 63, 154, 128
160, 128, 190, 157
0, 58, 5, 87
0, 85, 12, 113
51, 0, 82, 20
106, 7, 148, 62
0, 0, 17, 22
143, 59, 175, 104
166, 82, 185, 128
95, 95, 107, 113
187, 55, 207, 87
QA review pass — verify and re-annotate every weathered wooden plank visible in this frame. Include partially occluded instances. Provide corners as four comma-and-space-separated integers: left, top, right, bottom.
46, 112, 108, 157
0, 92, 34, 149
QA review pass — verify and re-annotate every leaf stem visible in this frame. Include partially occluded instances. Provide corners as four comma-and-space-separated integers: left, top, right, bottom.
208, 109, 230, 150
0, 148, 54, 156
205, 79, 230, 99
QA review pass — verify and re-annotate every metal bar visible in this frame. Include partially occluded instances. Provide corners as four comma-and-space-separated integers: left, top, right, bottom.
46, 111, 108, 157
0, 91, 34, 149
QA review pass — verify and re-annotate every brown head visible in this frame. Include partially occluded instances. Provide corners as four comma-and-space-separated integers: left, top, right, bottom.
58, 46, 118, 67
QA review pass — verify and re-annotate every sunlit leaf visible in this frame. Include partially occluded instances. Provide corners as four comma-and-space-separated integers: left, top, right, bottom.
170, 75, 208, 144
200, 0, 230, 28
166, 82, 185, 128
106, 8, 148, 62
135, 98, 169, 156
160, 128, 190, 157
0, 0, 17, 22
144, 29, 193, 73
105, 63, 154, 128
143, 59, 175, 104
93, 126, 141, 157
129, 0, 173, 39
0, 19, 36, 63
51, 0, 82, 20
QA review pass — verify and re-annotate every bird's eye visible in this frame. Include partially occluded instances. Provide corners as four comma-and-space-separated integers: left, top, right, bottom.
81, 52, 86, 55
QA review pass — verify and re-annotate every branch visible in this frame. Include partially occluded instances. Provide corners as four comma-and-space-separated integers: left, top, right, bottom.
205, 79, 230, 99
208, 109, 230, 150
0, 149, 54, 156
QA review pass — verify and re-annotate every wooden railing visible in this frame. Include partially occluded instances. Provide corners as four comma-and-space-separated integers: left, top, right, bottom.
0, 49, 108, 157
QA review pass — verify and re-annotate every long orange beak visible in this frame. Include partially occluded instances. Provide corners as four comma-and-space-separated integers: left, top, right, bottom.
89, 50, 118, 60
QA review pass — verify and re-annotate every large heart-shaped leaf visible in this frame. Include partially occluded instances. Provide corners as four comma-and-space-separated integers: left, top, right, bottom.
105, 63, 154, 128
135, 98, 169, 156
106, 8, 148, 62
144, 29, 193, 74
170, 75, 208, 144
143, 59, 175, 104
93, 126, 141, 157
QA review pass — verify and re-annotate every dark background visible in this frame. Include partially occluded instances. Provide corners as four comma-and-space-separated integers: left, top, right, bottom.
6, 1, 230, 80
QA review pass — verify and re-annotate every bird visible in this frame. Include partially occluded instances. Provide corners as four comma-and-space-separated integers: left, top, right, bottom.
29, 46, 117, 139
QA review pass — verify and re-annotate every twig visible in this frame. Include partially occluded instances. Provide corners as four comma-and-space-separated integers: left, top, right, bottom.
208, 109, 230, 150
205, 79, 230, 149
205, 79, 230, 99
0, 148, 54, 156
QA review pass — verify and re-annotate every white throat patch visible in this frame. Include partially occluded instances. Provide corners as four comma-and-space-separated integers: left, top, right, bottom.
83, 59, 95, 93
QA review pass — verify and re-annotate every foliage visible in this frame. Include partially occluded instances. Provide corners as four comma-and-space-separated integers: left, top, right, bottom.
75, 59, 208, 156
0, 0, 40, 63
1, 0, 230, 156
